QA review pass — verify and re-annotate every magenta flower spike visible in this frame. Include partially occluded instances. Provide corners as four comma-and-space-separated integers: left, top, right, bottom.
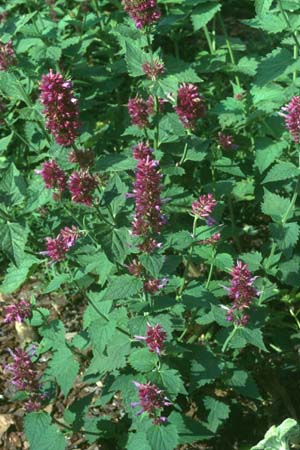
175, 83, 206, 129
4, 299, 31, 324
122, 0, 160, 29
43, 226, 79, 262
142, 59, 165, 80
39, 69, 79, 147
135, 323, 167, 355
35, 160, 67, 192
68, 170, 98, 206
132, 381, 172, 424
281, 96, 300, 143
192, 194, 217, 219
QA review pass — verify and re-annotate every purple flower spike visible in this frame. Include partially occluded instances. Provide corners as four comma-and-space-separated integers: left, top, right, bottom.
68, 170, 98, 206
4, 299, 31, 324
175, 83, 206, 129
122, 0, 160, 29
135, 323, 167, 355
35, 160, 67, 192
132, 381, 172, 424
39, 69, 79, 147
192, 194, 217, 219
281, 96, 300, 143
225, 260, 259, 326
142, 59, 165, 80
144, 278, 168, 294
0, 40, 15, 71
44, 226, 79, 262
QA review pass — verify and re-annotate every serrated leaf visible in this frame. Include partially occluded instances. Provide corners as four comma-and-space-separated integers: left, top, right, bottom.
255, 0, 273, 16
127, 432, 152, 450
240, 252, 262, 272
158, 368, 187, 397
255, 138, 288, 173
140, 254, 165, 278
147, 424, 178, 450
203, 396, 230, 432
255, 47, 294, 86
24, 412, 66, 450
0, 222, 28, 266
88, 317, 116, 354
105, 275, 143, 300
191, 3, 222, 31
48, 345, 79, 397
190, 348, 222, 390
262, 161, 300, 183
230, 327, 268, 351
129, 348, 158, 372
261, 189, 292, 223
169, 412, 213, 443
1, 255, 39, 294
269, 222, 300, 250
125, 40, 149, 77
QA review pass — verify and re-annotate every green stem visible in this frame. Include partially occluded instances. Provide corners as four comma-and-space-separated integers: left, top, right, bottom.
177, 216, 198, 299
179, 141, 188, 166
203, 25, 214, 55
228, 196, 242, 252
93, 200, 114, 227
278, 0, 300, 51
206, 249, 216, 289
222, 325, 239, 353
218, 13, 241, 88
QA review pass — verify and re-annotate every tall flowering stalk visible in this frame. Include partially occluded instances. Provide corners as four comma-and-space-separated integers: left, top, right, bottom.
132, 381, 172, 424
192, 194, 217, 220
4, 299, 31, 324
135, 323, 167, 355
39, 69, 79, 147
224, 260, 258, 326
128, 142, 166, 252
68, 170, 98, 206
6, 348, 45, 411
35, 160, 67, 192
122, 0, 160, 29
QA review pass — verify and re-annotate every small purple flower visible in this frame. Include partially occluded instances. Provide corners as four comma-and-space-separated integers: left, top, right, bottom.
142, 59, 165, 80
192, 194, 217, 219
218, 132, 237, 150
44, 226, 79, 262
281, 96, 300, 143
35, 160, 67, 192
144, 278, 168, 294
132, 381, 172, 424
224, 260, 258, 326
175, 83, 206, 129
135, 323, 167, 355
0, 40, 15, 71
128, 258, 143, 277
4, 299, 31, 324
39, 69, 79, 147
122, 0, 160, 29
68, 170, 98, 206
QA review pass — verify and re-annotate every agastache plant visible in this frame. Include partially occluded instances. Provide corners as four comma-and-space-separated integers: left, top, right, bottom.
122, 0, 160, 29
135, 323, 167, 355
281, 96, 300, 143
132, 381, 172, 424
4, 299, 31, 324
43, 226, 79, 262
0, 40, 15, 70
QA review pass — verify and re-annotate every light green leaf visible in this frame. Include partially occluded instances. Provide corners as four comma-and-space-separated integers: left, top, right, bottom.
128, 348, 158, 372
147, 424, 178, 450
261, 189, 292, 223
0, 222, 28, 266
24, 412, 66, 450
262, 161, 300, 184
203, 396, 230, 432
48, 345, 79, 397
191, 3, 222, 31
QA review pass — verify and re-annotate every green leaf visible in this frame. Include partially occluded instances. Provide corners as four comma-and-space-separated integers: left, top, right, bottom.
156, 368, 187, 397
262, 161, 300, 184
255, 47, 294, 86
261, 189, 292, 223
214, 157, 245, 178
147, 424, 178, 450
230, 327, 268, 351
190, 347, 222, 390
255, 138, 288, 173
125, 40, 149, 77
191, 3, 222, 31
128, 348, 158, 372
0, 163, 26, 205
88, 317, 116, 354
0, 133, 13, 152
1, 255, 38, 294
240, 252, 262, 272
24, 412, 66, 450
0, 222, 28, 266
269, 222, 300, 250
127, 432, 152, 450
43, 274, 71, 294
105, 275, 143, 300
168, 412, 213, 443
48, 345, 79, 397
140, 254, 165, 278
203, 396, 230, 432
255, 0, 274, 17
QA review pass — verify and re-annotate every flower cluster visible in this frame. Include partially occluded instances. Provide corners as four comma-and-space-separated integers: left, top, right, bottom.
175, 83, 206, 129
128, 258, 143, 277
192, 193, 217, 219
6, 348, 44, 411
135, 323, 167, 355
128, 142, 166, 252
225, 260, 258, 325
218, 132, 237, 150
68, 170, 98, 206
122, 0, 160, 29
4, 299, 31, 324
144, 278, 168, 294
39, 70, 79, 147
0, 40, 15, 71
43, 226, 79, 262
128, 95, 160, 129
35, 160, 67, 192
132, 381, 171, 424
281, 96, 300, 143
142, 59, 165, 80
68, 148, 95, 168
199, 232, 221, 246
